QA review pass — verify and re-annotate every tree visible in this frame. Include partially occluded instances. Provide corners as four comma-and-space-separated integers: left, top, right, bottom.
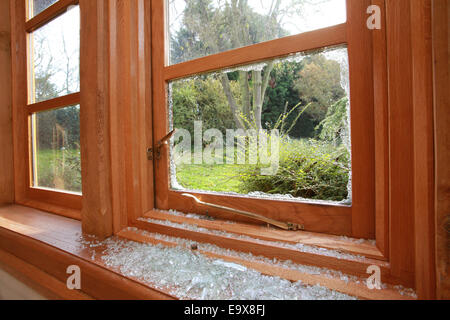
172, 77, 237, 138
294, 54, 345, 123
32, 0, 58, 16
316, 97, 349, 146
33, 17, 80, 150
33, 35, 60, 102
171, 0, 346, 138
172, 0, 301, 130
262, 60, 312, 137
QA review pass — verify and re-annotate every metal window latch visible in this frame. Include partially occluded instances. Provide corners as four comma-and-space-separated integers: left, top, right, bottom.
147, 130, 176, 161
182, 193, 305, 231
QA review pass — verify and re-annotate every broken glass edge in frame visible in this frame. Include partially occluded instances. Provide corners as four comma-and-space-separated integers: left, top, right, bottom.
166, 45, 353, 206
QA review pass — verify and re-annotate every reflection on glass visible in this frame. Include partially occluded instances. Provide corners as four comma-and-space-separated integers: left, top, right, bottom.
168, 0, 347, 65
32, 105, 82, 193
30, 0, 59, 18
169, 46, 351, 203
30, 5, 80, 103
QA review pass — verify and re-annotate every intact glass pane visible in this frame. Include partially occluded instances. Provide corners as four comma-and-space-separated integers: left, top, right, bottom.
31, 105, 82, 193
169, 46, 352, 204
168, 0, 347, 65
29, 5, 80, 103
29, 0, 59, 18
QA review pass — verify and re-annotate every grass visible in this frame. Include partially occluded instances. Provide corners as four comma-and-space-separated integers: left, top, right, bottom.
174, 139, 350, 201
35, 141, 349, 201
173, 147, 273, 194
36, 149, 82, 193
176, 163, 246, 193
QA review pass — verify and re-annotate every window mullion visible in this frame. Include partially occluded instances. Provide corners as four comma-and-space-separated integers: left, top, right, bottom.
164, 23, 347, 81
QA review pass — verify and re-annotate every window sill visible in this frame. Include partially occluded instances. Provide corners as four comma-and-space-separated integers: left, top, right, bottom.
15, 198, 81, 221
132, 210, 403, 286
0, 204, 414, 300
0, 205, 174, 299
141, 210, 384, 259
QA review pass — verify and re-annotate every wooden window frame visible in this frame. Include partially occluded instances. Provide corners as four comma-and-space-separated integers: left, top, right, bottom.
11, 0, 82, 220
7, 0, 438, 298
151, 0, 379, 241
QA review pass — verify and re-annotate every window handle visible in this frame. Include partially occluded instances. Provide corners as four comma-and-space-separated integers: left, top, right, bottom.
147, 130, 176, 161
182, 193, 304, 231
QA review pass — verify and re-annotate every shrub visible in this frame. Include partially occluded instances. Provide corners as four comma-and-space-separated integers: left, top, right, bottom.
36, 148, 82, 193
171, 77, 237, 139
239, 138, 350, 201
315, 97, 349, 146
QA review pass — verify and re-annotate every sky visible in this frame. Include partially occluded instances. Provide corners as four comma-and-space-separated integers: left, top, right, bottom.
31, 5, 80, 103
31, 0, 347, 95
169, 0, 347, 38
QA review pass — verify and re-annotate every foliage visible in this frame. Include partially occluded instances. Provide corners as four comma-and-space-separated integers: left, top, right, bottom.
175, 138, 350, 201
316, 97, 349, 145
237, 97, 350, 202
294, 54, 346, 123
171, 1, 346, 136
36, 148, 82, 193
30, 0, 352, 201
262, 60, 316, 138
33, 0, 58, 16
239, 139, 350, 201
32, 18, 82, 192
171, 0, 288, 64
171, 18, 352, 201
36, 106, 80, 150
171, 0, 292, 130
172, 77, 237, 138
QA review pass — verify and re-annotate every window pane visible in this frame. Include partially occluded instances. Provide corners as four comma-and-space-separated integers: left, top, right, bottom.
29, 0, 59, 18
169, 0, 347, 65
169, 46, 351, 203
29, 5, 80, 103
31, 105, 82, 193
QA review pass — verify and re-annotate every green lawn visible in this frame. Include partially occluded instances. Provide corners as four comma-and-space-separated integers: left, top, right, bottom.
176, 163, 247, 193
173, 138, 350, 201
36, 149, 82, 193
35, 142, 348, 201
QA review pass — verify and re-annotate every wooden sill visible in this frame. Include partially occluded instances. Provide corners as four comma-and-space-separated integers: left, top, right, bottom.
15, 198, 81, 221
0, 205, 174, 300
133, 214, 396, 285
0, 204, 414, 300
143, 210, 385, 260
0, 249, 92, 300
118, 227, 414, 300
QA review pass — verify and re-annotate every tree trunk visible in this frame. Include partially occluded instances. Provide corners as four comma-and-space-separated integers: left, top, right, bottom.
220, 74, 245, 130
261, 61, 275, 105
239, 71, 251, 123
252, 71, 263, 130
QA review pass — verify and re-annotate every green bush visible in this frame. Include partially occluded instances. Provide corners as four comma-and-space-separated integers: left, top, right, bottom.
37, 149, 82, 193
315, 97, 349, 145
239, 139, 350, 201
172, 77, 237, 139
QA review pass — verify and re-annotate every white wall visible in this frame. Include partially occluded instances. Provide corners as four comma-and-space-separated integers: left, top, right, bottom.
0, 267, 46, 300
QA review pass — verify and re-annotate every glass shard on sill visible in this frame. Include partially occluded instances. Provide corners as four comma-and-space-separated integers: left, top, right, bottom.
100, 236, 357, 300
77, 229, 417, 299
138, 216, 364, 261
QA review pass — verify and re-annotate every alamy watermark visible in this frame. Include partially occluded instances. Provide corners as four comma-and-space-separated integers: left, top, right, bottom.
66, 265, 81, 290
366, 265, 382, 290
367, 5, 382, 30
172, 121, 280, 176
